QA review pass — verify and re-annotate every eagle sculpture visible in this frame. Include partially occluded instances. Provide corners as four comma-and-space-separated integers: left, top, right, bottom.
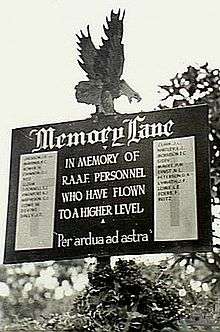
75, 9, 141, 115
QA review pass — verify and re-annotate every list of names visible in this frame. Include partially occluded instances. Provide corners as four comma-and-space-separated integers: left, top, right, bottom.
15, 151, 57, 250
153, 136, 198, 241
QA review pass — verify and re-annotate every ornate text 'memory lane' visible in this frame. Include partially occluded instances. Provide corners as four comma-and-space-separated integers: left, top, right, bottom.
30, 115, 174, 152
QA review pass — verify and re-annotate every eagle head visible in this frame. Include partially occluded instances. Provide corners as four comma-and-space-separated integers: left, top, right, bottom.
119, 79, 142, 103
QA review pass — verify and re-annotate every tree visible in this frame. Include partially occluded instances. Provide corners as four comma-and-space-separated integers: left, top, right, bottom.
158, 63, 220, 293
79, 260, 184, 331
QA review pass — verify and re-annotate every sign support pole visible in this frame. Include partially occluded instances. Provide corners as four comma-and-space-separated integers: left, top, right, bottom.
96, 255, 111, 268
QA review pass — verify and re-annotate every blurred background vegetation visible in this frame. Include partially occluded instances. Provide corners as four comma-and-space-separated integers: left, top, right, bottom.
0, 258, 89, 324
1, 62, 220, 331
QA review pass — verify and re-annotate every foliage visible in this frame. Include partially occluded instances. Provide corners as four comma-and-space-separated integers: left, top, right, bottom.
79, 259, 185, 331
7, 259, 183, 332
0, 259, 86, 323
158, 63, 220, 294
158, 62, 220, 204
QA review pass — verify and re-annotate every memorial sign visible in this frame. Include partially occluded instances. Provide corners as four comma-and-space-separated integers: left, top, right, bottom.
4, 105, 212, 263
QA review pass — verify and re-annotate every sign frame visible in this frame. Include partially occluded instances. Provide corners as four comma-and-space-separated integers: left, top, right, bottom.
4, 104, 212, 264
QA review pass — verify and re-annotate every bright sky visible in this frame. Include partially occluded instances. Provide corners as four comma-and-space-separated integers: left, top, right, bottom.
1, 0, 220, 263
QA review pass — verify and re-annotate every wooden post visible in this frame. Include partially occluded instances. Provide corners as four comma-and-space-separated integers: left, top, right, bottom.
96, 255, 111, 268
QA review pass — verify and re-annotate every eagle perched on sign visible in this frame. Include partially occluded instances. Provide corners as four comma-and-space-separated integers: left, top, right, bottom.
75, 9, 141, 115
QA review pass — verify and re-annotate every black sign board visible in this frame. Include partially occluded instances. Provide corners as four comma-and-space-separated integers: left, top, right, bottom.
4, 105, 212, 263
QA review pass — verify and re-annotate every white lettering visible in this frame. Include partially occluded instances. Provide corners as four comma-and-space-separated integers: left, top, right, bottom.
30, 116, 175, 152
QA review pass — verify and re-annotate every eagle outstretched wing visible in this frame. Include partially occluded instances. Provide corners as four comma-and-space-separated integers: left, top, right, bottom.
96, 9, 125, 80
76, 26, 98, 79
76, 9, 125, 81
